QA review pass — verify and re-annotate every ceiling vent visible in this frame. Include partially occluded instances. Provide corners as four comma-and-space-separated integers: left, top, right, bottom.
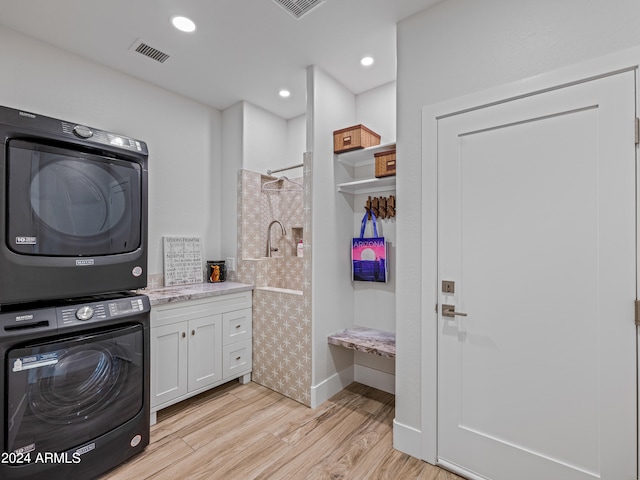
272, 0, 325, 19
129, 39, 170, 63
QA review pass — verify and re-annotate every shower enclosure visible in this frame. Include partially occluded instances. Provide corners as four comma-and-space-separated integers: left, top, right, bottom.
233, 153, 313, 406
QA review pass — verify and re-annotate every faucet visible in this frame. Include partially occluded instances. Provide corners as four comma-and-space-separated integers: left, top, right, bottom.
266, 220, 286, 257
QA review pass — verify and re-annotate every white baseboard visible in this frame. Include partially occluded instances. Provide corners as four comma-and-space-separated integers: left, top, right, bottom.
437, 459, 489, 480
354, 364, 395, 394
310, 363, 396, 407
393, 418, 422, 460
310, 366, 354, 408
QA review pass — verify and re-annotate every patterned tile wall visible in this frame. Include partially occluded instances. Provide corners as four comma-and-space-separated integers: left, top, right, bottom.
252, 289, 311, 404
234, 157, 313, 406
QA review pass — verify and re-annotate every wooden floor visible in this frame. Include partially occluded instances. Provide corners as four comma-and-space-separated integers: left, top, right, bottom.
102, 381, 464, 480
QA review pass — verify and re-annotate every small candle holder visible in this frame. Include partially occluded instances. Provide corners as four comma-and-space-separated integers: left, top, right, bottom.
206, 260, 226, 283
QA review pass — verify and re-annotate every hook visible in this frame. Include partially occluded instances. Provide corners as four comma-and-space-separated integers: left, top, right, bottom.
363, 195, 396, 219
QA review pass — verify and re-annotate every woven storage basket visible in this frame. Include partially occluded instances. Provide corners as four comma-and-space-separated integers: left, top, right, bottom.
333, 124, 381, 153
374, 149, 396, 178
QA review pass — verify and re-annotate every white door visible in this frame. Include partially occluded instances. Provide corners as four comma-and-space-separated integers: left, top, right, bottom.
437, 70, 637, 480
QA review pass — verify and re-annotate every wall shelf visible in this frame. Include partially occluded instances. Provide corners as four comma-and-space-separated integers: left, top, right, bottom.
336, 177, 396, 195
335, 141, 396, 195
336, 142, 396, 168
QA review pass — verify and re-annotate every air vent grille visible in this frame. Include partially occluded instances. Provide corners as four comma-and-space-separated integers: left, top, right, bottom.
130, 39, 170, 63
272, 0, 325, 19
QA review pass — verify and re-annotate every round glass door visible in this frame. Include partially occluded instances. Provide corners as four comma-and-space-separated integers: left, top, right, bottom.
30, 159, 127, 237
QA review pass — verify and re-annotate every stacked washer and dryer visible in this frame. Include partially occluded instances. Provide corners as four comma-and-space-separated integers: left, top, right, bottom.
0, 105, 151, 479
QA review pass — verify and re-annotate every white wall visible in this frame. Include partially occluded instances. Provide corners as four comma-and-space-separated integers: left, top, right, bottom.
356, 81, 396, 145
0, 26, 223, 278
353, 82, 397, 333
395, 0, 640, 460
286, 114, 306, 178
221, 102, 244, 266
243, 102, 288, 175
308, 66, 356, 403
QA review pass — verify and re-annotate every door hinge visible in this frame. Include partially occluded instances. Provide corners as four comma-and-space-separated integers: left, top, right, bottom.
635, 300, 640, 326
635, 117, 639, 145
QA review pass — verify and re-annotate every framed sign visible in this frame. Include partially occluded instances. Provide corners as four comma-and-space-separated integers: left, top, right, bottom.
163, 236, 202, 286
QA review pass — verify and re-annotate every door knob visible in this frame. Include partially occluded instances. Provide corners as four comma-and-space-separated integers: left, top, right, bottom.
442, 304, 468, 318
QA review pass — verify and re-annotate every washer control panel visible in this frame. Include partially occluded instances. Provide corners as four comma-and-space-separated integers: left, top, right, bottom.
0, 294, 150, 340
60, 303, 106, 326
75, 305, 95, 321
57, 295, 149, 328
108, 297, 146, 317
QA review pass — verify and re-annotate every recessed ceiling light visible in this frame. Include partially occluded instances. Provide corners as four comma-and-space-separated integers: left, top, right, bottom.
171, 16, 196, 33
279, 89, 291, 98
360, 56, 374, 67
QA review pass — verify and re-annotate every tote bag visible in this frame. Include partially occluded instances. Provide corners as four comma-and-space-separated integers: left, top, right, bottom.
352, 210, 387, 282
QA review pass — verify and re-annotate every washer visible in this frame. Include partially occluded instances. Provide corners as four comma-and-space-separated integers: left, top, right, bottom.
0, 292, 150, 479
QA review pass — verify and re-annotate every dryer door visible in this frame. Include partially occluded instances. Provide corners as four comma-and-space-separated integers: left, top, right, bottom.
6, 139, 143, 256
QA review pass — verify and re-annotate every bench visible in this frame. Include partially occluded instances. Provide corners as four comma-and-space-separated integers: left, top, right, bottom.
327, 325, 395, 359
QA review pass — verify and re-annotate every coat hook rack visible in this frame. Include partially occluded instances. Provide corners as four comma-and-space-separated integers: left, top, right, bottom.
366, 195, 396, 220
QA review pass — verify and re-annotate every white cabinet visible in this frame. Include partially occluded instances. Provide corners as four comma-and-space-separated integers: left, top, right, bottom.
150, 291, 252, 423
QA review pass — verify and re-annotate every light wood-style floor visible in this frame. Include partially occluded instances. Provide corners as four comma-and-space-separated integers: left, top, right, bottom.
102, 381, 464, 480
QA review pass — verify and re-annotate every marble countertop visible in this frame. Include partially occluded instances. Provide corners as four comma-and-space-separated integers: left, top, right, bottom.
138, 282, 254, 306
327, 325, 396, 359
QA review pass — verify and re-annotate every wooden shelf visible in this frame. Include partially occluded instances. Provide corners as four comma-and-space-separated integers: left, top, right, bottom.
336, 142, 396, 168
336, 176, 396, 195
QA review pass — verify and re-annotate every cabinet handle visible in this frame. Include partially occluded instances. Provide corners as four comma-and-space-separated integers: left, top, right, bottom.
191, 330, 195, 336
236, 356, 241, 361
235, 324, 241, 329
181, 332, 186, 338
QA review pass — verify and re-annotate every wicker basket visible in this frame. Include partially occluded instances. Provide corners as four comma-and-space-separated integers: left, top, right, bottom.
333, 124, 381, 153
374, 149, 396, 178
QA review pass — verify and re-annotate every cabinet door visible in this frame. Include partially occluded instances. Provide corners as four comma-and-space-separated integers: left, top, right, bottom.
188, 314, 222, 392
222, 308, 252, 345
151, 323, 188, 408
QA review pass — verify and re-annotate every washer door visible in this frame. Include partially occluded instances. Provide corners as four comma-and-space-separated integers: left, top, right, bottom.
6, 324, 144, 455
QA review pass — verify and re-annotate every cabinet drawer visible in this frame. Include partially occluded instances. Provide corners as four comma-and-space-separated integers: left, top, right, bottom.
223, 339, 252, 379
222, 308, 252, 345
151, 291, 252, 328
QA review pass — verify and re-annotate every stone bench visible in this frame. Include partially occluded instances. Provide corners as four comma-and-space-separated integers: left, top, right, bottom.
327, 325, 395, 359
